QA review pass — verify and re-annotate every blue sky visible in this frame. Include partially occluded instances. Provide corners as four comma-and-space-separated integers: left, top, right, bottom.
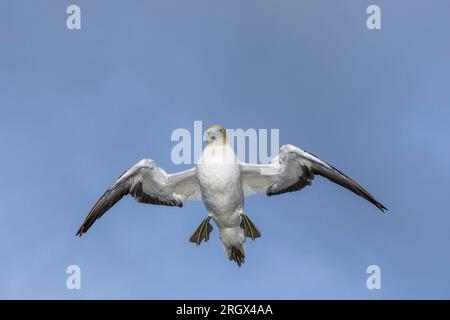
1, 0, 450, 299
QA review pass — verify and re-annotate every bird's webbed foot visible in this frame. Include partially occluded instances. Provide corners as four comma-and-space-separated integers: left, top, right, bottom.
240, 213, 262, 240
189, 216, 214, 245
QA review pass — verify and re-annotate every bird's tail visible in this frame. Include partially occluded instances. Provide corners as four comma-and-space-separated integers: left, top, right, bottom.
224, 243, 246, 267
219, 218, 249, 267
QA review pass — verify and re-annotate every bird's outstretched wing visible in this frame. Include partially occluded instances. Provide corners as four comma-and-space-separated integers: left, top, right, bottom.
241, 144, 386, 212
77, 159, 200, 236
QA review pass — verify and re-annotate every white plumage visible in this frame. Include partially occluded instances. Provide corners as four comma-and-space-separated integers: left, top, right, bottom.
77, 125, 386, 267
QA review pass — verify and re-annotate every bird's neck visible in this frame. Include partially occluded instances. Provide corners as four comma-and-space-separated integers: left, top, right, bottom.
202, 142, 237, 163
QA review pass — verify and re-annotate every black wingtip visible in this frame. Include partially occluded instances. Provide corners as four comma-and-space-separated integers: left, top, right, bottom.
375, 202, 388, 213
76, 227, 85, 237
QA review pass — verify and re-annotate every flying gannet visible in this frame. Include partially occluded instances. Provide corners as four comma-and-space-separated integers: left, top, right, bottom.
77, 125, 386, 266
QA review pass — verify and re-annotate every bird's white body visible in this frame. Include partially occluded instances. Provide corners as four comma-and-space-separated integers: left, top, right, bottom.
197, 143, 246, 256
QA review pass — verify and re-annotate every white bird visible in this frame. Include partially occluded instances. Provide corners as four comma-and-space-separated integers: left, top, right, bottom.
77, 125, 386, 266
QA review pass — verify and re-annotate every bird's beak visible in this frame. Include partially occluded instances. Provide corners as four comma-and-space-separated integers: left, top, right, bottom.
205, 134, 214, 145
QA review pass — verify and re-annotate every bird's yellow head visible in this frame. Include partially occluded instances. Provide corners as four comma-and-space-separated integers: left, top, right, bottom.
205, 125, 227, 145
